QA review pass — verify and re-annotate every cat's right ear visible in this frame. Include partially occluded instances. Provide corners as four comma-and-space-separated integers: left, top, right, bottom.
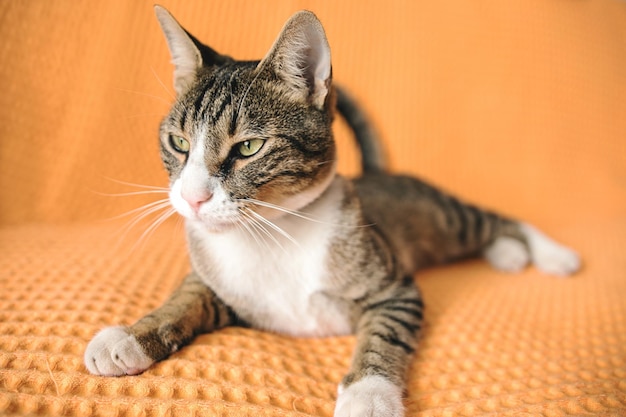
258, 11, 332, 109
154, 5, 231, 96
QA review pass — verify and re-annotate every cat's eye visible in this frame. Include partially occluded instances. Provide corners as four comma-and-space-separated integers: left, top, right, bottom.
237, 139, 265, 157
170, 135, 190, 153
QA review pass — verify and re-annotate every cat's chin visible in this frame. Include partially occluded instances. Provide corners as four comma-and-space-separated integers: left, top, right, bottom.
200, 224, 234, 234
185, 217, 238, 234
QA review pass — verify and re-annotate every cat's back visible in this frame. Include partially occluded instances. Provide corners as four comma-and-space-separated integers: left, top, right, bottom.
354, 172, 446, 227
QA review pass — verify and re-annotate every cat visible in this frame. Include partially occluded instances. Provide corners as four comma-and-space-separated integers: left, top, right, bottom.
85, 7, 581, 417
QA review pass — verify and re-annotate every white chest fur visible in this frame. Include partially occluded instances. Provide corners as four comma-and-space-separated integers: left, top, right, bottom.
187, 179, 353, 337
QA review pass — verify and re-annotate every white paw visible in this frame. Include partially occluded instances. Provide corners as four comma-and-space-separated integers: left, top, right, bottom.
335, 376, 404, 417
484, 236, 530, 273
521, 223, 581, 276
84, 326, 154, 376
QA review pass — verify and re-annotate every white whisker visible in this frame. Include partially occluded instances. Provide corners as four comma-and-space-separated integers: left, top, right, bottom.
241, 198, 317, 221
316, 159, 336, 166
244, 198, 334, 225
237, 211, 270, 251
93, 189, 169, 198
241, 197, 372, 229
102, 177, 169, 191
104, 199, 171, 221
113, 201, 172, 244
150, 66, 176, 101
94, 176, 180, 252
240, 209, 277, 245
174, 214, 185, 237
124, 201, 172, 227
240, 208, 290, 254
105, 199, 172, 253
132, 207, 177, 251
246, 209, 300, 249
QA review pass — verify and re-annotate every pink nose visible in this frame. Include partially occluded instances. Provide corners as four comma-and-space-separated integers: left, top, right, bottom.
181, 190, 213, 212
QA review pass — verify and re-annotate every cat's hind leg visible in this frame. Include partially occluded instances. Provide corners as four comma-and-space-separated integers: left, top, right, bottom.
519, 223, 580, 276
483, 222, 580, 277
85, 272, 238, 376
483, 236, 531, 273
415, 185, 581, 277
412, 182, 581, 277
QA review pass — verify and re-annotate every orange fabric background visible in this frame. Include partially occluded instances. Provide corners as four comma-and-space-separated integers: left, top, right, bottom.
1, 1, 625, 416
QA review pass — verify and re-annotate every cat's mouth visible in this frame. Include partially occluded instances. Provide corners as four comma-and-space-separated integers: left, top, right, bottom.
168, 178, 236, 229
170, 184, 291, 234
171, 161, 337, 234
178, 202, 290, 237
191, 217, 240, 233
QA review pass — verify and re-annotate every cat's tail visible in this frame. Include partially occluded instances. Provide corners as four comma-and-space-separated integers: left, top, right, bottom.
335, 86, 387, 173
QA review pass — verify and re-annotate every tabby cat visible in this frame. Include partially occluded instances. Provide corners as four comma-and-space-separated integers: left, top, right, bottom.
85, 7, 580, 416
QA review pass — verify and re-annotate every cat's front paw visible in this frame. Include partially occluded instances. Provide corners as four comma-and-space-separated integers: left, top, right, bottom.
84, 326, 154, 376
335, 376, 404, 417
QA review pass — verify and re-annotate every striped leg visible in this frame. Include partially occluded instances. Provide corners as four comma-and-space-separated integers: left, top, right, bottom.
427, 191, 580, 277
335, 278, 423, 417
84, 272, 238, 376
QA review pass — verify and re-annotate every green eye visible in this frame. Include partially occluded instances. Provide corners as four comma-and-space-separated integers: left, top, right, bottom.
237, 139, 265, 157
170, 135, 190, 153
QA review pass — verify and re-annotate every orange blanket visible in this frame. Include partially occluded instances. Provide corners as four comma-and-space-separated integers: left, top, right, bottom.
1, 1, 625, 416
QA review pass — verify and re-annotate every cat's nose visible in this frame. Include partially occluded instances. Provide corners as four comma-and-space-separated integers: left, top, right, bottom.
182, 190, 213, 212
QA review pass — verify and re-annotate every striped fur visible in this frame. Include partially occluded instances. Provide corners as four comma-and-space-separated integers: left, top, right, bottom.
85, 7, 580, 416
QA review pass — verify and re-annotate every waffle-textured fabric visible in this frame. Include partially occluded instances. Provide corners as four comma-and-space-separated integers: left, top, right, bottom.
1, 2, 625, 416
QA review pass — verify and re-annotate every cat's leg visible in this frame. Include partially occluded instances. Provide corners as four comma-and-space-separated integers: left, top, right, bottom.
431, 192, 580, 276
355, 174, 580, 277
84, 272, 237, 376
516, 222, 580, 276
335, 278, 422, 417
477, 218, 580, 276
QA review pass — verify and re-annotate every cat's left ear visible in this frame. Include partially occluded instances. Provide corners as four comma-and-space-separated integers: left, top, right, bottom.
155, 5, 232, 96
259, 11, 332, 109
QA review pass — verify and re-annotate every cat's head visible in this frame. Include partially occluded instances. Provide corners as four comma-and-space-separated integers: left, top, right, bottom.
155, 6, 336, 232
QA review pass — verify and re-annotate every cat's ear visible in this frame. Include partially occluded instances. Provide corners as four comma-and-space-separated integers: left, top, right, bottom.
154, 5, 232, 96
259, 11, 332, 109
